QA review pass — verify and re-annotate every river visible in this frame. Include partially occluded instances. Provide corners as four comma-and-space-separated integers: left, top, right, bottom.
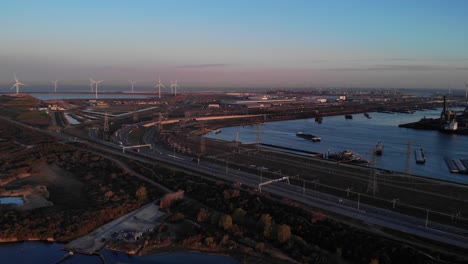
0, 242, 239, 264
206, 108, 468, 185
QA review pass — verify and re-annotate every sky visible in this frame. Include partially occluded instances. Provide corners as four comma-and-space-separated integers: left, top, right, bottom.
1, 0, 468, 89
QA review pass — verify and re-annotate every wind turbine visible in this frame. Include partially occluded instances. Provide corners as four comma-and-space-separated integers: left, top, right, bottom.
170, 80, 180, 96
154, 76, 165, 99
129, 80, 136, 94
52, 80, 59, 93
89, 78, 95, 92
11, 74, 25, 95
465, 82, 468, 99
93, 80, 103, 99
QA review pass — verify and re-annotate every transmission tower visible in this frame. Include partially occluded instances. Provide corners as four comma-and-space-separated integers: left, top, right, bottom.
366, 150, 378, 196
103, 112, 109, 132
256, 124, 261, 151
158, 112, 163, 131
405, 140, 413, 177
200, 123, 206, 154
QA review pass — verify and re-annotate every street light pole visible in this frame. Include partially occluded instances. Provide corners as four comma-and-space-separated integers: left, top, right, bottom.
425, 210, 429, 228
225, 159, 229, 175
357, 193, 361, 211
302, 180, 305, 196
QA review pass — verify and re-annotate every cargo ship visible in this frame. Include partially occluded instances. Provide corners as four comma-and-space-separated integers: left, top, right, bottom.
296, 132, 321, 142
327, 150, 368, 164
445, 158, 468, 173
345, 114, 353, 120
414, 148, 425, 164
315, 116, 323, 123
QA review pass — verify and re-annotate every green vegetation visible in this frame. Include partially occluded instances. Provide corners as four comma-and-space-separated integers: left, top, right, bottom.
0, 125, 162, 242
0, 107, 27, 118
16, 110, 47, 120
133, 164, 466, 264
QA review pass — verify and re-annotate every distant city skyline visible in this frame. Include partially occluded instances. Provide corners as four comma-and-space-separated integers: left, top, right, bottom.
1, 0, 468, 89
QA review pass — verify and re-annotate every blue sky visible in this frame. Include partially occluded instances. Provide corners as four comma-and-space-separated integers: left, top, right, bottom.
1, 0, 468, 89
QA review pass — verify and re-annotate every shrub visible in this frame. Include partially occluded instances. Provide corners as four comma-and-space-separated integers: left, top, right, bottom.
218, 214, 233, 230
277, 224, 291, 243
232, 208, 246, 223
257, 214, 273, 238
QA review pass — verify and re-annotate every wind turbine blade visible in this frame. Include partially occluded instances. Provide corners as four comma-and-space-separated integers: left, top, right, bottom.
18, 82, 25, 86
11, 84, 16, 89
14, 73, 18, 82
97, 80, 103, 84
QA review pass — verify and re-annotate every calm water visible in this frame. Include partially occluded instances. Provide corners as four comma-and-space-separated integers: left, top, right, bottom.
64, 113, 80, 124
0, 242, 239, 264
30, 93, 155, 100
0, 197, 23, 205
206, 108, 468, 184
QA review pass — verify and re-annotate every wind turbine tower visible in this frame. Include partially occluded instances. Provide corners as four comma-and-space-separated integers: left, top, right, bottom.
154, 76, 165, 99
465, 82, 468, 99
89, 78, 95, 92
11, 74, 25, 95
94, 80, 103, 99
170, 80, 181, 96
129, 80, 136, 94
52, 80, 59, 93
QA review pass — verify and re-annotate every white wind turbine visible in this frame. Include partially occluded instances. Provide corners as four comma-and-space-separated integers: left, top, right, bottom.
52, 80, 59, 93
154, 76, 165, 99
93, 80, 103, 99
129, 80, 136, 94
89, 78, 95, 92
170, 80, 180, 96
11, 73, 25, 95
465, 82, 468, 99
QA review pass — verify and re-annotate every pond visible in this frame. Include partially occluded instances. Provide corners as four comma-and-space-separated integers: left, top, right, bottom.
64, 113, 80, 124
0, 197, 24, 205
